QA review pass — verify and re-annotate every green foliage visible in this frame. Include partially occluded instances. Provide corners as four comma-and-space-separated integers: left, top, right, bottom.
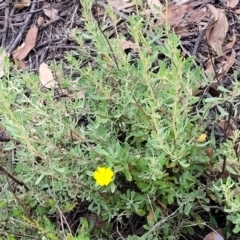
1, 0, 240, 239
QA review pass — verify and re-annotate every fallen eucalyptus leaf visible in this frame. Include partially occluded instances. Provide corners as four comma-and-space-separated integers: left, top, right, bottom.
14, 0, 31, 10
39, 63, 56, 88
12, 25, 38, 61
206, 8, 228, 56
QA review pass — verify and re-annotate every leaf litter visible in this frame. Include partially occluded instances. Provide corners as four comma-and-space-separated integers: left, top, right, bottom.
110, 0, 135, 13
12, 25, 38, 61
1, 0, 240, 238
223, 0, 239, 8
203, 228, 224, 240
43, 2, 59, 21
14, 0, 31, 10
206, 7, 229, 56
39, 62, 56, 88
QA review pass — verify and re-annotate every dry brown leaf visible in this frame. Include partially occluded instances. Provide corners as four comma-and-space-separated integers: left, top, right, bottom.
155, 4, 206, 27
205, 4, 219, 44
43, 3, 59, 20
203, 228, 224, 240
147, 0, 162, 14
17, 60, 26, 70
234, 8, 240, 14
0, 49, 7, 78
111, 0, 135, 12
171, 8, 208, 36
225, 30, 236, 49
14, 0, 31, 10
219, 49, 236, 76
12, 25, 38, 61
206, 147, 213, 164
186, 7, 208, 23
121, 40, 138, 50
206, 9, 228, 56
205, 58, 215, 75
39, 63, 56, 88
12, 42, 25, 59
223, 0, 239, 8
174, 0, 190, 5
37, 16, 45, 27
166, 4, 193, 26
205, 5, 219, 42
218, 120, 234, 137
206, 4, 219, 21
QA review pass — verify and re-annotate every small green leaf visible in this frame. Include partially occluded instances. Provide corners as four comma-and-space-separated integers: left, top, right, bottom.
226, 165, 238, 175
217, 86, 230, 92
124, 170, 132, 181
204, 97, 223, 103
135, 208, 146, 216
110, 183, 116, 193
54, 167, 65, 173
178, 161, 190, 168
35, 174, 45, 185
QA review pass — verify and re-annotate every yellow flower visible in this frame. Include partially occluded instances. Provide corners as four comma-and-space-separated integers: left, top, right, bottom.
93, 167, 114, 186
197, 133, 207, 142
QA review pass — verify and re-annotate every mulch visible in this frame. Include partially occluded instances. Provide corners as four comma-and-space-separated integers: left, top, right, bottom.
1, 0, 81, 70
1, 0, 240, 239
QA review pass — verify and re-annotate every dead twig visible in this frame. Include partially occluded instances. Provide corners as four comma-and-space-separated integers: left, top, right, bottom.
192, 19, 212, 56
6, 1, 37, 54
0, 166, 29, 191
1, 0, 10, 48
94, 1, 163, 46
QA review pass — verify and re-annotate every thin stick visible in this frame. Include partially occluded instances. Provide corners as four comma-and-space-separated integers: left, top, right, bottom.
94, 1, 163, 47
0, 166, 29, 191
207, 44, 220, 85
192, 19, 211, 56
96, 22, 120, 70
7, 1, 37, 54
1, 0, 10, 48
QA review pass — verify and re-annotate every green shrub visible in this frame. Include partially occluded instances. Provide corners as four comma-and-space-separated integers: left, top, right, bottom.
1, 0, 239, 239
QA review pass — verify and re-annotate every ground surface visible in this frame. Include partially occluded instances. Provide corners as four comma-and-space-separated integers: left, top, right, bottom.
1, 0, 240, 239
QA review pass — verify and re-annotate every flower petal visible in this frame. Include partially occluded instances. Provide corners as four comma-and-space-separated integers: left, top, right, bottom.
98, 178, 106, 186
105, 168, 114, 177
93, 167, 114, 186
98, 167, 106, 174
197, 134, 207, 142
93, 171, 100, 181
